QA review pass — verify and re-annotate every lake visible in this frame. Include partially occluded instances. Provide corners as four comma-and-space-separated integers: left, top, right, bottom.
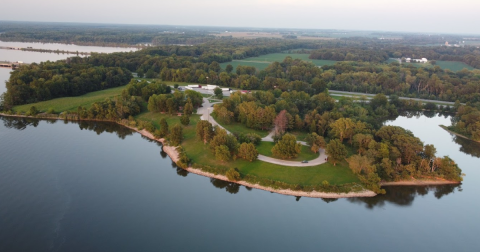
0, 113, 479, 252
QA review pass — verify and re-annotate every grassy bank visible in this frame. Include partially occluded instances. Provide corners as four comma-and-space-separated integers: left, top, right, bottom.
256, 141, 318, 161
13, 85, 126, 113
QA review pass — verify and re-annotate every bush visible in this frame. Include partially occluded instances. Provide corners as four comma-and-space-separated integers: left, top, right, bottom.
46, 108, 56, 114
26, 106, 39, 116
180, 115, 190, 125
226, 168, 241, 181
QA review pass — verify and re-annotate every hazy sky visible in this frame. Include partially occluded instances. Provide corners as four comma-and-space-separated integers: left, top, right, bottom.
1, 0, 479, 34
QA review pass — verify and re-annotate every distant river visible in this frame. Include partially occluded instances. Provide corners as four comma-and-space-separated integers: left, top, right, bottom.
0, 42, 138, 96
0, 113, 479, 252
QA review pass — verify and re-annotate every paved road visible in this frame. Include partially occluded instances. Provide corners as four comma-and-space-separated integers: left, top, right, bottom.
198, 99, 328, 167
329, 90, 460, 105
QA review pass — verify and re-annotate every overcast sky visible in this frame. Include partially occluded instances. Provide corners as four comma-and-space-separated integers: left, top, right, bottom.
1, 0, 479, 34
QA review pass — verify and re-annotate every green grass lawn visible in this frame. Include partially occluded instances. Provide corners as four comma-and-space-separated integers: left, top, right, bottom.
13, 85, 126, 113
211, 114, 270, 137
182, 131, 359, 186
256, 141, 318, 161
219, 53, 337, 71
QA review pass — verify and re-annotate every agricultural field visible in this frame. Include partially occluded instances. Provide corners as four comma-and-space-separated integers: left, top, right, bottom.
220, 53, 337, 71
386, 59, 476, 72
434, 61, 475, 71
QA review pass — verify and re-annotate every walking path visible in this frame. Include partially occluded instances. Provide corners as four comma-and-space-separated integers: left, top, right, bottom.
198, 98, 328, 167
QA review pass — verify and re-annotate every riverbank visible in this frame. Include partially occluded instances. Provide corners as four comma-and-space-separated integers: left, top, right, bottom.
439, 125, 480, 143
380, 179, 461, 186
0, 112, 376, 198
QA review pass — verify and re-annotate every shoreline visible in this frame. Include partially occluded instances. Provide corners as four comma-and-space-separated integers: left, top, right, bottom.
1, 113, 462, 196
439, 125, 480, 143
380, 180, 461, 186
0, 112, 376, 198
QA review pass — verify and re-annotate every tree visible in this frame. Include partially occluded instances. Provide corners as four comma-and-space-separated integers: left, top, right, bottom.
26, 106, 39, 116
159, 118, 169, 138
305, 133, 326, 153
326, 139, 347, 166
238, 143, 259, 162
170, 124, 183, 146
174, 83, 179, 89
225, 64, 233, 74
274, 110, 288, 135
210, 128, 239, 156
271, 134, 302, 159
166, 98, 175, 115
180, 115, 190, 125
346, 155, 375, 174
214, 87, 223, 99
215, 145, 231, 162
196, 120, 214, 144
370, 93, 388, 109
226, 168, 241, 181
330, 118, 355, 143
215, 105, 233, 124
184, 100, 193, 116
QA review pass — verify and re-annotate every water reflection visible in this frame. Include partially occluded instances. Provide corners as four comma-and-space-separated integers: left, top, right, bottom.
348, 184, 461, 209
0, 115, 470, 205
210, 178, 240, 194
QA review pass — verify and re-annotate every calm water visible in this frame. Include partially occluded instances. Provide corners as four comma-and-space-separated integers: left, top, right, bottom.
0, 67, 9, 94
0, 41, 138, 53
0, 113, 479, 252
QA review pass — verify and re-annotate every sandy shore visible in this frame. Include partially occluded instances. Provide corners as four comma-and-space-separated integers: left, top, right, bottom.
381, 180, 461, 186
128, 123, 377, 198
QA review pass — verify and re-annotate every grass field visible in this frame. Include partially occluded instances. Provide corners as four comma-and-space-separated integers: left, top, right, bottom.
135, 111, 359, 186
211, 114, 270, 137
220, 53, 337, 71
256, 141, 318, 161
13, 86, 126, 113
182, 131, 359, 186
435, 61, 474, 72
396, 60, 476, 72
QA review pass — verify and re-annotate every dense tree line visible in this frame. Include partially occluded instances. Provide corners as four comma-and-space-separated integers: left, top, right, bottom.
449, 105, 480, 141
3, 61, 132, 107
309, 48, 389, 63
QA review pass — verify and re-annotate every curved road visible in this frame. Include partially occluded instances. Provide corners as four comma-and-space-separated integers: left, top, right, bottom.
198, 98, 328, 167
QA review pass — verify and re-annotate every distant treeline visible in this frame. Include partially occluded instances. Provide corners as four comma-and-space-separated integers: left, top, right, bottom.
309, 48, 389, 62
3, 38, 480, 109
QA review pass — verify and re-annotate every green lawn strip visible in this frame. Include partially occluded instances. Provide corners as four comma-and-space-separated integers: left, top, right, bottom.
211, 114, 269, 137
181, 134, 359, 186
13, 86, 126, 113
289, 130, 309, 141
256, 141, 318, 161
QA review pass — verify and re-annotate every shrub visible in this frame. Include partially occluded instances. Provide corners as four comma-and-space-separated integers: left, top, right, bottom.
26, 106, 39, 116
226, 168, 241, 181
